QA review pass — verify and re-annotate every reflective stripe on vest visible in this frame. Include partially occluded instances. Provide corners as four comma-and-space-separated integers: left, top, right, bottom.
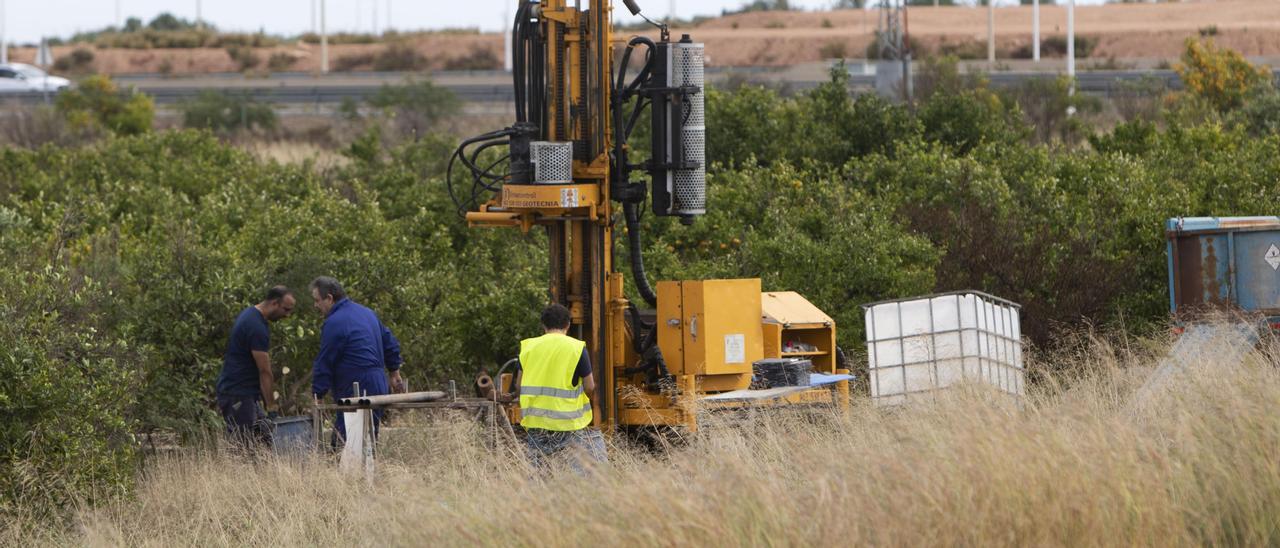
521, 384, 585, 400
519, 332, 592, 431
522, 403, 592, 421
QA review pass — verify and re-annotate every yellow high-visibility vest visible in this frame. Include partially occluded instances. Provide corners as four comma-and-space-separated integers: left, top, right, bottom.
519, 333, 592, 431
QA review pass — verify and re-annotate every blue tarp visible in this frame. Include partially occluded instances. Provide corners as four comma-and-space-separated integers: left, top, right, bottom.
810, 373, 855, 386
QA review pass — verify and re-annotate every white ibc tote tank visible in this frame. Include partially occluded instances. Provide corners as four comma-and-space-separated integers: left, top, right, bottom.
863, 292, 1024, 405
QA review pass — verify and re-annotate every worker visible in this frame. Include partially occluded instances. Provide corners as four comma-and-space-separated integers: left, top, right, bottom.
215, 285, 296, 448
309, 276, 405, 444
514, 303, 608, 470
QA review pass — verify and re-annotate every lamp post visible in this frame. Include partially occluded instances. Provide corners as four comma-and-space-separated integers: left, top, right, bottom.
321, 0, 329, 73
1033, 0, 1040, 62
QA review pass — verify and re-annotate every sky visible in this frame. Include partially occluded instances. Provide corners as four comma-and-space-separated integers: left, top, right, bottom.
0, 0, 1107, 45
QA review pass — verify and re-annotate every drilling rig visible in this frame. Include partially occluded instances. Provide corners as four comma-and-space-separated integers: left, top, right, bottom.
450, 0, 852, 434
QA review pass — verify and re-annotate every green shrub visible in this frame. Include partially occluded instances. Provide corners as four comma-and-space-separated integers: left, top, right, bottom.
918, 89, 1024, 154
628, 161, 940, 346
0, 266, 141, 518
54, 75, 154, 136
179, 91, 278, 132
367, 79, 460, 138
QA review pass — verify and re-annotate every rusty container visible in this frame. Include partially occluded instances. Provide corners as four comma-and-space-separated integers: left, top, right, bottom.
1167, 217, 1280, 319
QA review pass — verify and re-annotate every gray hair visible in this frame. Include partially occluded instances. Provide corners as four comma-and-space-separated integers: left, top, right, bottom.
309, 276, 347, 301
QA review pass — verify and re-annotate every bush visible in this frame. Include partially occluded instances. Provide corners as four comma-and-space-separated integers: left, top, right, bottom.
54, 75, 155, 136
0, 266, 141, 518
918, 89, 1024, 155
629, 161, 940, 346
226, 46, 262, 72
1000, 75, 1102, 144
1037, 35, 1097, 58
443, 46, 501, 71
179, 91, 278, 132
367, 79, 460, 139
267, 52, 298, 72
1176, 38, 1273, 113
52, 48, 95, 73
373, 43, 429, 72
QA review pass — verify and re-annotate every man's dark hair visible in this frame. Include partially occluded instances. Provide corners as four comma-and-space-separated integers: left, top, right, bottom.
264, 285, 293, 303
540, 303, 571, 330
309, 276, 347, 301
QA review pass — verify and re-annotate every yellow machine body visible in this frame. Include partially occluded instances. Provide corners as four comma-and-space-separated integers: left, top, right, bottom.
657, 279, 763, 391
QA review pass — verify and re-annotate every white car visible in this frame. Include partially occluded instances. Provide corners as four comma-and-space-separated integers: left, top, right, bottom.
0, 63, 71, 93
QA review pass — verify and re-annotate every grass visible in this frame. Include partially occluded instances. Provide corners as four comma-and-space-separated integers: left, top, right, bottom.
7, 329, 1280, 545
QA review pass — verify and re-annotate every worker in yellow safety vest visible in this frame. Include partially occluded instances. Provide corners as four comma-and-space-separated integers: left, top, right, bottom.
513, 303, 608, 469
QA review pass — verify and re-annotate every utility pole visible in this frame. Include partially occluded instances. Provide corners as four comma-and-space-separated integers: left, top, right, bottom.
372, 0, 378, 35
115, 0, 121, 28
311, 0, 317, 34
355, 0, 362, 34
503, 4, 513, 72
321, 0, 329, 74
0, 0, 7, 65
903, 1, 912, 102
1067, 0, 1075, 94
987, 0, 995, 67
386, 0, 392, 32
196, 0, 202, 29
669, 0, 676, 22
1032, 0, 1040, 62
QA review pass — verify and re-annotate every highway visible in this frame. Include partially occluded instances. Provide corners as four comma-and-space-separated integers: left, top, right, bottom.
0, 63, 1218, 107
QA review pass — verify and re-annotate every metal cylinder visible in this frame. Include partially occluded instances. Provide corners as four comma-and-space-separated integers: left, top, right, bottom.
671, 40, 706, 216
530, 141, 574, 184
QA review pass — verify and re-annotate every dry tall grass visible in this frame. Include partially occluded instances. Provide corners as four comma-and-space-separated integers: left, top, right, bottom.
7, 331, 1280, 546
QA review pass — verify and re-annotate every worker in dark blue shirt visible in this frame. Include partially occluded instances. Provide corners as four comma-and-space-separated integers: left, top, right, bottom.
309, 276, 405, 443
215, 285, 296, 448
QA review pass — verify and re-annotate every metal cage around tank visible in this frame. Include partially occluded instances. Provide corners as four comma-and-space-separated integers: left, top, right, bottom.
862, 291, 1025, 405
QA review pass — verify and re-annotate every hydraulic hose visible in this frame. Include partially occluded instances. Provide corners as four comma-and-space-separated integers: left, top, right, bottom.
625, 202, 658, 307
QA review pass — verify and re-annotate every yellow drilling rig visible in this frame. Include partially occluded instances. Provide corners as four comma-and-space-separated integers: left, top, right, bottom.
450, 0, 852, 435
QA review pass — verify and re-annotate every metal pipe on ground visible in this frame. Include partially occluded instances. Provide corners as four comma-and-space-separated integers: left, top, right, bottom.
338, 391, 447, 406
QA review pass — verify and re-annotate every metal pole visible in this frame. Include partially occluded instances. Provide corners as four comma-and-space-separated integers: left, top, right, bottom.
503, 4, 513, 72
903, 0, 912, 102
1032, 0, 1040, 62
0, 0, 7, 65
320, 0, 329, 73
987, 0, 995, 67
196, 0, 202, 28
1067, 0, 1075, 95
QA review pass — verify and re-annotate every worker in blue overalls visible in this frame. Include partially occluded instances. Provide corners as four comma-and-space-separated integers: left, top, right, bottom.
308, 276, 406, 446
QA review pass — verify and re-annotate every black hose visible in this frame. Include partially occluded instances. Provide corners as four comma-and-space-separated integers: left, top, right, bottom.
624, 202, 657, 307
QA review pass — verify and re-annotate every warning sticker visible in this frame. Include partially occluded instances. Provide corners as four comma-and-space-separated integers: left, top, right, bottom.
560, 188, 579, 208
724, 334, 745, 364
1267, 244, 1280, 271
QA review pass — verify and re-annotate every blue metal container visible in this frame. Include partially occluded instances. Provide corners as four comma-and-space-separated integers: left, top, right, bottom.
272, 416, 314, 458
1167, 217, 1280, 318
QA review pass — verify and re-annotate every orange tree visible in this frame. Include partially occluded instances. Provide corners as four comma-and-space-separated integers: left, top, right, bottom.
1176, 38, 1273, 112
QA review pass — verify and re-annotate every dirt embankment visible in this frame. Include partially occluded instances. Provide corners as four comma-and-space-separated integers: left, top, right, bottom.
4, 0, 1280, 73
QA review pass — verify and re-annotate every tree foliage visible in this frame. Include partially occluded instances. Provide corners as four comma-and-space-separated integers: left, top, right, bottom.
54, 75, 155, 137
1176, 38, 1273, 113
